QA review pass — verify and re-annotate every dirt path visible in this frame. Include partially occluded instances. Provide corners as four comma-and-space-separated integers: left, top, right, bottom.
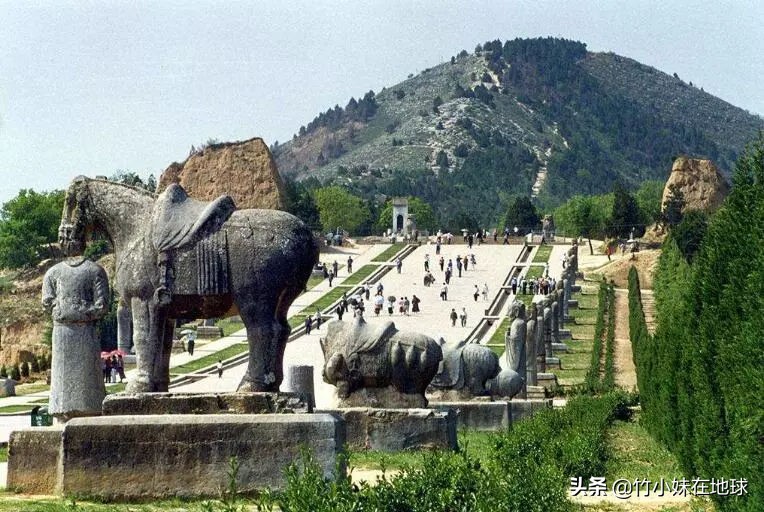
613, 289, 637, 390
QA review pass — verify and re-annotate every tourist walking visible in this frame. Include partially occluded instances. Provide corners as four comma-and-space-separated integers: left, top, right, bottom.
463, 255, 469, 271
404, 296, 410, 315
424, 254, 430, 272
445, 268, 452, 284
470, 253, 476, 267
411, 295, 420, 313
450, 308, 458, 326
473, 285, 480, 302
336, 302, 345, 321
456, 257, 462, 277
116, 355, 126, 383
441, 283, 448, 301
436, 240, 441, 255
395, 257, 402, 274
398, 297, 405, 315
328, 269, 334, 287
439, 256, 445, 271
187, 330, 196, 356
482, 283, 489, 301
347, 256, 353, 273
468, 233, 474, 249
304, 315, 313, 335
460, 307, 468, 327
374, 294, 384, 315
377, 282, 384, 295
333, 260, 339, 276
217, 359, 223, 378
364, 282, 371, 300
511, 276, 518, 295
387, 296, 395, 315
314, 309, 322, 330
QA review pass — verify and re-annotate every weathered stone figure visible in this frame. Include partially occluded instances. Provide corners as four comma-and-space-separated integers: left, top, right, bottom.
551, 298, 560, 345
505, 300, 527, 397
542, 215, 555, 242
555, 281, 566, 328
525, 302, 538, 386
320, 317, 442, 407
42, 258, 110, 421
430, 338, 501, 399
536, 300, 546, 372
505, 301, 527, 377
542, 299, 553, 359
58, 177, 317, 393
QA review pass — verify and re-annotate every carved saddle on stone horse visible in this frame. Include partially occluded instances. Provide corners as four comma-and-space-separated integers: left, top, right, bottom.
151, 184, 236, 303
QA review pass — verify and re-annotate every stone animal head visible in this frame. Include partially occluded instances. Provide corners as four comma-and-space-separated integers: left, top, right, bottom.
319, 321, 362, 397
59, 176, 92, 256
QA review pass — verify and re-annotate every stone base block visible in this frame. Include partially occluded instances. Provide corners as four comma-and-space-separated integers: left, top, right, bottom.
338, 387, 427, 409
430, 401, 509, 431
558, 329, 572, 339
552, 342, 569, 353
537, 372, 558, 391
571, 285, 582, 292
59, 414, 344, 500
526, 385, 546, 399
567, 300, 579, 309
196, 325, 223, 339
102, 392, 312, 415
7, 426, 64, 494
546, 357, 561, 369
321, 408, 456, 451
509, 399, 553, 423
564, 315, 574, 323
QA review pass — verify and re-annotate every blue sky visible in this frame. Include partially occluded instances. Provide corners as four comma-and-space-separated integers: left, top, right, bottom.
1, 1, 762, 204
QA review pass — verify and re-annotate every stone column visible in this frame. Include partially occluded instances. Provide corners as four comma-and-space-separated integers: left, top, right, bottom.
525, 303, 538, 386
42, 258, 110, 422
284, 365, 315, 410
562, 278, 571, 320
536, 303, 546, 373
551, 300, 560, 345
543, 303, 553, 359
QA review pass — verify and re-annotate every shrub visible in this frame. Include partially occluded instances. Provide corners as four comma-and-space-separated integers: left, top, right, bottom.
10, 364, 20, 381
30, 357, 39, 373
19, 361, 29, 378
0, 365, 6, 378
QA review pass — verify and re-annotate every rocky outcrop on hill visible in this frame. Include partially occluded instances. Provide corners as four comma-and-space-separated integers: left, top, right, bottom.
662, 157, 730, 213
158, 138, 286, 210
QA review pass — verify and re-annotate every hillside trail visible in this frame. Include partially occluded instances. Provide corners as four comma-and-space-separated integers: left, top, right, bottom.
613, 288, 637, 390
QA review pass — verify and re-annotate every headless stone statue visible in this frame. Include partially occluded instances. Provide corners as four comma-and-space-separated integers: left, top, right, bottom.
42, 258, 110, 422
536, 302, 546, 373
525, 303, 538, 386
551, 299, 560, 345
555, 281, 566, 328
543, 302, 553, 359
505, 301, 527, 376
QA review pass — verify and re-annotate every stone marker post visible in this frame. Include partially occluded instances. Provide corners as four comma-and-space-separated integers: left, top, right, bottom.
284, 365, 315, 410
42, 258, 110, 423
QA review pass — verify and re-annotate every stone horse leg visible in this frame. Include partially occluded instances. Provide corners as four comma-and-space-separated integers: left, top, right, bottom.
237, 290, 285, 392
128, 297, 171, 392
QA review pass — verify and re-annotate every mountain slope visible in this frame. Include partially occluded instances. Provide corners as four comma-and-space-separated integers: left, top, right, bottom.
274, 37, 763, 226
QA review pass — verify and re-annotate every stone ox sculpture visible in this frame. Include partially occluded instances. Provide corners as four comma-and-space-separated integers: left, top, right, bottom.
320, 317, 442, 407
58, 177, 318, 393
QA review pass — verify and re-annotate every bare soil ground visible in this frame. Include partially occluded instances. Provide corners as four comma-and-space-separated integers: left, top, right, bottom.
613, 289, 637, 390
590, 249, 660, 289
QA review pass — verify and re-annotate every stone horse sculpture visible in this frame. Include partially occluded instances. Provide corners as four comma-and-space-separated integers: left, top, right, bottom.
320, 317, 442, 407
58, 176, 318, 393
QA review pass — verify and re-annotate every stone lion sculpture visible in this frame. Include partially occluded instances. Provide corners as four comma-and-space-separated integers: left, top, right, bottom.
320, 317, 443, 408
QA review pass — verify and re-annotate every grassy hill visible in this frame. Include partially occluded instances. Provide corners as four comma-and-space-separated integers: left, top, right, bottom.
274, 37, 763, 226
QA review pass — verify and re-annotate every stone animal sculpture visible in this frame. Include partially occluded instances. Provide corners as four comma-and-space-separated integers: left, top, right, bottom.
430, 338, 501, 398
320, 317, 442, 407
58, 176, 318, 392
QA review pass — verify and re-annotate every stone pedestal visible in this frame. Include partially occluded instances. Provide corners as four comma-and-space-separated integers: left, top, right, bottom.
9, 414, 346, 499
319, 408, 457, 451
7, 426, 64, 494
552, 343, 569, 353
525, 385, 546, 399
283, 365, 316, 409
196, 325, 224, 339
558, 329, 572, 340
102, 391, 312, 415
567, 300, 579, 309
429, 399, 552, 431
536, 372, 558, 391
0, 378, 16, 397
571, 285, 582, 293
545, 357, 561, 369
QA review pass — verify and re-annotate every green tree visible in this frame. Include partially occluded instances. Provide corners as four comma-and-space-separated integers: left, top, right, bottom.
660, 183, 686, 228
435, 151, 449, 171
670, 210, 707, 262
634, 180, 665, 226
282, 178, 321, 229
110, 171, 156, 191
503, 196, 540, 234
0, 189, 65, 268
312, 186, 370, 234
607, 184, 644, 238
375, 197, 438, 234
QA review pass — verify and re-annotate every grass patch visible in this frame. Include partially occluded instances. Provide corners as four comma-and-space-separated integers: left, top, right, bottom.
106, 382, 127, 394
300, 286, 350, 315
605, 414, 684, 483
342, 264, 380, 286
170, 343, 248, 375
305, 273, 326, 290
532, 244, 553, 263
14, 382, 50, 396
0, 495, 236, 511
524, 265, 545, 280
0, 446, 6, 463
487, 317, 509, 345
371, 243, 406, 262
486, 344, 505, 357
214, 317, 246, 337
0, 404, 34, 414
350, 430, 496, 471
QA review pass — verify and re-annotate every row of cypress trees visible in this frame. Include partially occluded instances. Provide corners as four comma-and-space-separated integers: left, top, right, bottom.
629, 136, 764, 511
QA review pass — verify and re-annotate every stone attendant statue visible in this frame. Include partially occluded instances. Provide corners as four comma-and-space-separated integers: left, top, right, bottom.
42, 257, 110, 422
555, 281, 566, 328
536, 300, 546, 372
525, 302, 538, 386
504, 300, 527, 397
543, 301, 553, 359
551, 298, 560, 345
